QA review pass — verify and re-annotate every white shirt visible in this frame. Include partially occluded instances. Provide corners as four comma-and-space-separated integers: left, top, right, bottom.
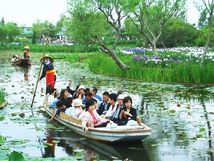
105, 103, 117, 118
65, 106, 75, 117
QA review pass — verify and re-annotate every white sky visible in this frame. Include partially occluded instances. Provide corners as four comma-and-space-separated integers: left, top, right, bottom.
0, 0, 201, 27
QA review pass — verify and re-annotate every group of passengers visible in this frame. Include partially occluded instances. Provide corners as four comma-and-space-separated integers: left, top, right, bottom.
47, 81, 141, 131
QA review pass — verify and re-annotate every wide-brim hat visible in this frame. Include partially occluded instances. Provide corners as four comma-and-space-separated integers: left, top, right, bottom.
24, 46, 30, 50
40, 55, 54, 63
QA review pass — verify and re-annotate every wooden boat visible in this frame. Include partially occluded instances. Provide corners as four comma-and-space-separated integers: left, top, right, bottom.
11, 58, 31, 67
44, 102, 152, 142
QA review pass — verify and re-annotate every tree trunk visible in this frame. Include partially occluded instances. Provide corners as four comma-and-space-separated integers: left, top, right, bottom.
201, 12, 213, 68
100, 44, 128, 71
152, 41, 158, 55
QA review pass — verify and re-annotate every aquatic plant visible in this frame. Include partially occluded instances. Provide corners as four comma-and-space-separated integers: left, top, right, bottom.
0, 90, 5, 105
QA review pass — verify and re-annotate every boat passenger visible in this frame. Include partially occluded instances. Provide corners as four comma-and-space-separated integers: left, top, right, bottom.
73, 85, 85, 99
97, 91, 110, 115
105, 93, 118, 118
23, 46, 30, 59
66, 99, 84, 118
90, 87, 102, 102
11, 54, 21, 63
81, 99, 108, 131
82, 91, 93, 105
120, 96, 139, 125
109, 94, 125, 125
40, 55, 56, 93
50, 89, 71, 109
49, 101, 66, 121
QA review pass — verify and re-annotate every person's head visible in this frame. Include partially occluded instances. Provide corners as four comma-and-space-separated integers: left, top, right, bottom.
109, 93, 117, 105
65, 97, 73, 108
85, 92, 93, 101
90, 87, 98, 96
78, 85, 85, 95
85, 99, 95, 112
124, 96, 132, 109
102, 91, 110, 102
92, 98, 98, 107
117, 95, 124, 106
56, 100, 65, 109
44, 57, 51, 64
85, 88, 90, 93
24, 46, 29, 53
59, 89, 69, 99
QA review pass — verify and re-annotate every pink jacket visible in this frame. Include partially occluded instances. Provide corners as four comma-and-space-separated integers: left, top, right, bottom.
81, 110, 104, 128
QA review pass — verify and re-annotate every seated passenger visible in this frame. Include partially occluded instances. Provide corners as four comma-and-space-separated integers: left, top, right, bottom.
66, 99, 84, 118
82, 91, 93, 105
73, 85, 85, 99
109, 94, 125, 125
90, 87, 102, 102
120, 96, 139, 125
81, 99, 108, 131
66, 80, 78, 96
105, 93, 117, 118
97, 91, 110, 115
50, 89, 71, 109
49, 101, 66, 121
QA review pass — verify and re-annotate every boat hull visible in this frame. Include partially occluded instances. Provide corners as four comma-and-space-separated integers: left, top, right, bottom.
44, 104, 152, 142
12, 59, 31, 67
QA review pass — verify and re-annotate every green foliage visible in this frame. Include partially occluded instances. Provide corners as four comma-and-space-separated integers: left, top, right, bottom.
9, 151, 25, 161
0, 22, 21, 45
195, 27, 214, 47
0, 90, 5, 105
67, 52, 214, 84
32, 20, 57, 43
160, 18, 198, 47
0, 44, 98, 53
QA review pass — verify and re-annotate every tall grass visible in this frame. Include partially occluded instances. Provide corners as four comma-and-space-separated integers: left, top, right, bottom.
0, 90, 5, 105
86, 54, 214, 84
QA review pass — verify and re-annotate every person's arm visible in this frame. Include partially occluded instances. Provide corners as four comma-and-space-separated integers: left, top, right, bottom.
131, 108, 137, 120
48, 110, 57, 121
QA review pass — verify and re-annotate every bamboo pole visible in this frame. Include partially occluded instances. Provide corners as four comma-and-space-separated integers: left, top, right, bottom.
30, 37, 49, 108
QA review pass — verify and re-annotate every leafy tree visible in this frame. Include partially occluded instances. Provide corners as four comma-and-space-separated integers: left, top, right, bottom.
127, 0, 186, 54
32, 21, 57, 43
67, 0, 128, 70
160, 18, 198, 47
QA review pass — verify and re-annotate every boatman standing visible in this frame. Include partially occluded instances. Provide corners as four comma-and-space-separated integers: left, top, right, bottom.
40, 55, 56, 93
23, 46, 30, 59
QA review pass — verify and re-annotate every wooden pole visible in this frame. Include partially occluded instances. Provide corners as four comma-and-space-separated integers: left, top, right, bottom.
30, 37, 49, 108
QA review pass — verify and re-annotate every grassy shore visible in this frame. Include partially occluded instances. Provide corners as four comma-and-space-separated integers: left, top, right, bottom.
1, 50, 214, 84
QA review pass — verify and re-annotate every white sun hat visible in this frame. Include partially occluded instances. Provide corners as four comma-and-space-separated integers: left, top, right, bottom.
73, 99, 85, 107
78, 85, 85, 90
117, 94, 125, 100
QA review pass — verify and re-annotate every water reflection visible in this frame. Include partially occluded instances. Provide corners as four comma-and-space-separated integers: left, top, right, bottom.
42, 124, 150, 161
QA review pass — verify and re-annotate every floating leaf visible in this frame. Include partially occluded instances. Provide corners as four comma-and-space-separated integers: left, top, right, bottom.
0, 115, 5, 121
9, 151, 25, 161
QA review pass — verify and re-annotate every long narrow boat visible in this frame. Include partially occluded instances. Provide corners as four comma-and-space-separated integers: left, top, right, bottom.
11, 58, 31, 67
44, 101, 152, 142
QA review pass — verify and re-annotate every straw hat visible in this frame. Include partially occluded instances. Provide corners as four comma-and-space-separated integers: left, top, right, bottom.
24, 46, 30, 50
40, 55, 54, 63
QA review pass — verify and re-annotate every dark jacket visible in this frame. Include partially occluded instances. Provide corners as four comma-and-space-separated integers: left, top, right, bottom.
97, 101, 110, 115
121, 107, 137, 123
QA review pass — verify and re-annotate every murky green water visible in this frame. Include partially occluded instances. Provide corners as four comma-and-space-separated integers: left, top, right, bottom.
0, 52, 214, 161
